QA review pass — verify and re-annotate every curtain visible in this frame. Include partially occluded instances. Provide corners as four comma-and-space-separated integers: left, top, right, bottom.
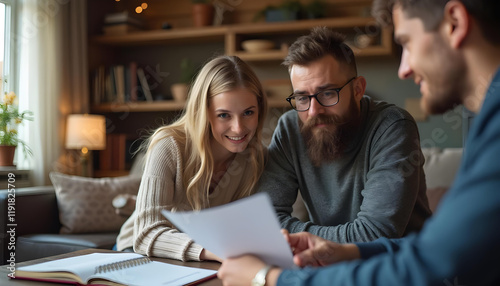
17, 0, 88, 185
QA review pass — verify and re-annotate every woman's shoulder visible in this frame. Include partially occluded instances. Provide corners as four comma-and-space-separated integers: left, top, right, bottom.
148, 131, 186, 161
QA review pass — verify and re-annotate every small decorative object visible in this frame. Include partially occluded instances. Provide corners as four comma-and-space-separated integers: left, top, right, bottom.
241, 40, 275, 53
192, 0, 215, 27
355, 34, 376, 48
171, 58, 198, 102
254, 0, 303, 22
0, 91, 33, 166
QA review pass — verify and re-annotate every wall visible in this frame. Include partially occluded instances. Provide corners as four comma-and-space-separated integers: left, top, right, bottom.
358, 57, 463, 148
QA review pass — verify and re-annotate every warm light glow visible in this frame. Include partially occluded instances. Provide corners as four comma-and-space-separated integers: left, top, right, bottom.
65, 114, 106, 151
135, 6, 143, 13
81, 147, 89, 154
115, 0, 120, 2
141, 3, 148, 9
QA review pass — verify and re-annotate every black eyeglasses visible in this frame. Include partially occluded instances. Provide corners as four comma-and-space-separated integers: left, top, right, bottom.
286, 77, 357, 111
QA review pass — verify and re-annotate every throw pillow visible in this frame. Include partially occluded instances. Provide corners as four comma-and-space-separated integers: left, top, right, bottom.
49, 172, 141, 234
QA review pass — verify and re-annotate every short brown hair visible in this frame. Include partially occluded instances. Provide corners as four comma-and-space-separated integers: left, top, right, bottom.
283, 26, 357, 77
372, 0, 500, 45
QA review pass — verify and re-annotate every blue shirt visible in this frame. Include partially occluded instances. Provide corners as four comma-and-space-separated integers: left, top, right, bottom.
278, 69, 500, 285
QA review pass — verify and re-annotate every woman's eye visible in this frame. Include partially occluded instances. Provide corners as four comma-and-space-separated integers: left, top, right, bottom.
217, 113, 229, 119
244, 110, 254, 116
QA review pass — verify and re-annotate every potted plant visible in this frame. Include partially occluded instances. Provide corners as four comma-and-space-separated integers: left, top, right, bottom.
304, 0, 326, 19
171, 59, 198, 102
0, 91, 33, 166
192, 0, 215, 27
254, 0, 303, 22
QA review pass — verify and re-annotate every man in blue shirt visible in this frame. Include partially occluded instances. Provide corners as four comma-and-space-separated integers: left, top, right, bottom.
218, 0, 500, 285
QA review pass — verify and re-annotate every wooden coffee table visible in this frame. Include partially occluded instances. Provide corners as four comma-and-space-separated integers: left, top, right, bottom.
0, 248, 221, 285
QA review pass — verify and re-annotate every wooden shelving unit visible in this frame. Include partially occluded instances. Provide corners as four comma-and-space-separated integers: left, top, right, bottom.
90, 16, 393, 113
91, 99, 290, 113
92, 17, 392, 57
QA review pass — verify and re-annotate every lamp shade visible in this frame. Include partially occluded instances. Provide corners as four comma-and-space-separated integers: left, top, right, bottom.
65, 114, 106, 150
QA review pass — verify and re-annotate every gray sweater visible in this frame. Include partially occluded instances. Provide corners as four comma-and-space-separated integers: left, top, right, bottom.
260, 96, 431, 243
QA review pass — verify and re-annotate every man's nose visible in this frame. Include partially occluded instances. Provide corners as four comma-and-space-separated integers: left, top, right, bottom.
308, 97, 324, 116
398, 48, 413, 80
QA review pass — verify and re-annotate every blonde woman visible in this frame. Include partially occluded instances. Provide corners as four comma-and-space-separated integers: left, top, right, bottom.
116, 55, 267, 262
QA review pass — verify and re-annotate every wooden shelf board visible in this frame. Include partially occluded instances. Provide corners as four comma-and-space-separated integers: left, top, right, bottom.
92, 17, 384, 47
91, 100, 186, 112
92, 26, 228, 46
91, 99, 288, 112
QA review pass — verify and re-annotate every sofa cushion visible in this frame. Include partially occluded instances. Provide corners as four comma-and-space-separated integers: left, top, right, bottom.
49, 172, 141, 234
422, 148, 463, 189
422, 148, 463, 212
16, 233, 117, 263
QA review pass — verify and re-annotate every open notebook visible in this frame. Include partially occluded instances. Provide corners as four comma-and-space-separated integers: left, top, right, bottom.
12, 252, 217, 286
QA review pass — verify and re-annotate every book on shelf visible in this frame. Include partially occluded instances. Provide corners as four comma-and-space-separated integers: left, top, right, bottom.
92, 63, 155, 105
137, 67, 154, 102
12, 252, 217, 286
103, 11, 144, 35
104, 11, 144, 27
98, 134, 129, 172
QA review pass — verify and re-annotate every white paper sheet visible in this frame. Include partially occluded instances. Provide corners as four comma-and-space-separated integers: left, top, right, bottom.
161, 193, 295, 268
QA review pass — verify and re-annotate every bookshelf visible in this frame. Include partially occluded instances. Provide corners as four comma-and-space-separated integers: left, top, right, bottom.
87, 0, 394, 176
89, 16, 392, 113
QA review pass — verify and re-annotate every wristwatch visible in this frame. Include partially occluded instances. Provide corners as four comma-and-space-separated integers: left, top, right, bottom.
252, 265, 273, 286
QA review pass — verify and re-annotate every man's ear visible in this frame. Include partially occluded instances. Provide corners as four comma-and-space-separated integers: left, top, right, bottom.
354, 76, 366, 101
443, 1, 470, 49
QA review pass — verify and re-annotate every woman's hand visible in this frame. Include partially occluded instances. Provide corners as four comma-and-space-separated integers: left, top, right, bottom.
200, 249, 223, 262
282, 229, 361, 267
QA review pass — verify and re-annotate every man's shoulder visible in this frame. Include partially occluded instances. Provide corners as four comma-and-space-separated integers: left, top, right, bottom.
279, 109, 298, 122
274, 109, 300, 131
365, 96, 416, 124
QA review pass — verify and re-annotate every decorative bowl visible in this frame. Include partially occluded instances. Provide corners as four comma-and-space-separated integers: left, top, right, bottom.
241, 40, 275, 53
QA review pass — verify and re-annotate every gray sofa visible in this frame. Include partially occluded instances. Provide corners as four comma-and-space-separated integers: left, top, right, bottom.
0, 186, 118, 265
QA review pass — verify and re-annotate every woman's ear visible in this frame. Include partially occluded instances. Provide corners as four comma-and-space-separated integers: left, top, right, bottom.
353, 76, 367, 101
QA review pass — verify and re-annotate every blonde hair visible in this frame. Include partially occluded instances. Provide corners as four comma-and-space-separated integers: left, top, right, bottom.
144, 55, 267, 210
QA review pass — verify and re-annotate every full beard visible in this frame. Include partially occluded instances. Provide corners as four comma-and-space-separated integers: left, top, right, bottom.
300, 97, 361, 166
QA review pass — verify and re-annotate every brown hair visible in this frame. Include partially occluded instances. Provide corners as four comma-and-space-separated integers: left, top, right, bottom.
283, 26, 357, 77
372, 0, 500, 45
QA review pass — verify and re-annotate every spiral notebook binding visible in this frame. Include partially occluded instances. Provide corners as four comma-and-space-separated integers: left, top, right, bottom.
95, 257, 152, 274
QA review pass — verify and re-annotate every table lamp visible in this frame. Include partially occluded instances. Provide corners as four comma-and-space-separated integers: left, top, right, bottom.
65, 114, 106, 177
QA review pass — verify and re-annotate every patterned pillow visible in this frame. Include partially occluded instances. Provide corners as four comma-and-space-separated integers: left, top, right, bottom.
49, 172, 141, 234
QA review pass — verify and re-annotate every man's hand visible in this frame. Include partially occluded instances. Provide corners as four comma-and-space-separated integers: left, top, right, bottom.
282, 229, 361, 267
218, 255, 282, 286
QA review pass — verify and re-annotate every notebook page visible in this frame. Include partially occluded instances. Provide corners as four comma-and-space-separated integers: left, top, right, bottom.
90, 261, 217, 286
17, 253, 142, 282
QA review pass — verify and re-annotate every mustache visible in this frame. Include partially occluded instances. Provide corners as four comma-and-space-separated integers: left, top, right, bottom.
302, 114, 348, 130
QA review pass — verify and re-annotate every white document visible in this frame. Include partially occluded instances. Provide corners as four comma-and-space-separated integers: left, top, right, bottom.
161, 193, 295, 268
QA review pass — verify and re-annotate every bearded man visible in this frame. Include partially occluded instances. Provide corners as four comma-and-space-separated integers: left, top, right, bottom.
259, 27, 431, 243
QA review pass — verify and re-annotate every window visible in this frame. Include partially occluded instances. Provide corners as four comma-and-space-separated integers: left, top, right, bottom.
0, 0, 16, 94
